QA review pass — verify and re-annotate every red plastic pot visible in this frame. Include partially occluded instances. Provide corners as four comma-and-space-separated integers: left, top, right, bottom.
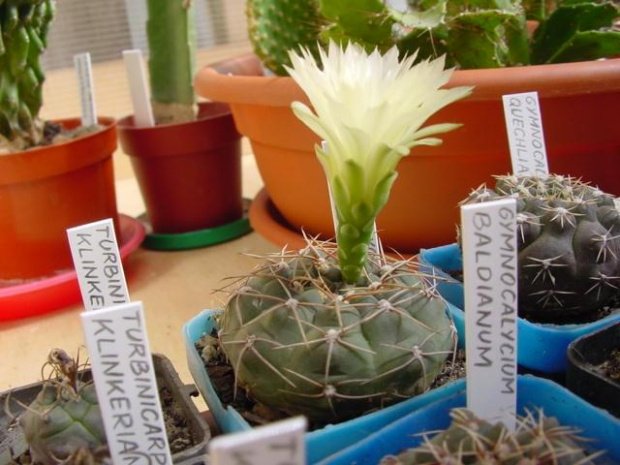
0, 118, 118, 280
118, 102, 243, 235
195, 54, 620, 253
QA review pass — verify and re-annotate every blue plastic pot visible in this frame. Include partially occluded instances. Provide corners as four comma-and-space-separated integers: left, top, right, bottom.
322, 376, 620, 465
184, 309, 465, 464
419, 244, 620, 373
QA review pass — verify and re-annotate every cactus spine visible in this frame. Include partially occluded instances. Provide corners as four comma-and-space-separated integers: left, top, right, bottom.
382, 408, 602, 464
462, 174, 620, 320
146, 0, 196, 125
0, 0, 54, 151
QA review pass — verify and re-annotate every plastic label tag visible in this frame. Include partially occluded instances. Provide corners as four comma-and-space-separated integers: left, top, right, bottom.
211, 416, 307, 465
123, 49, 155, 128
74, 52, 98, 127
502, 91, 549, 177
461, 198, 518, 431
82, 302, 172, 465
67, 219, 129, 311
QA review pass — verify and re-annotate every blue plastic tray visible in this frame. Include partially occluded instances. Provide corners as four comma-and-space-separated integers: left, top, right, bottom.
184, 310, 466, 464
419, 243, 620, 373
322, 376, 620, 465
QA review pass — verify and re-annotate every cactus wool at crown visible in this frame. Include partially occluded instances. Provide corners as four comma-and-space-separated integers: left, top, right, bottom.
219, 240, 455, 424
462, 174, 620, 320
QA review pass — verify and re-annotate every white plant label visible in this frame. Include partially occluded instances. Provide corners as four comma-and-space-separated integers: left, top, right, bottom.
502, 91, 549, 177
74, 52, 97, 127
67, 219, 129, 311
82, 302, 172, 465
461, 198, 518, 431
123, 49, 155, 127
321, 140, 382, 256
210, 416, 307, 465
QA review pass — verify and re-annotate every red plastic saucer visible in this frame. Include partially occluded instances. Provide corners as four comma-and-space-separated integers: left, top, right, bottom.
0, 214, 145, 322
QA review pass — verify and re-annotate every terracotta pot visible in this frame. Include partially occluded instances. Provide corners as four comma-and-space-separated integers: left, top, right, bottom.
195, 54, 620, 253
118, 102, 242, 234
0, 118, 118, 280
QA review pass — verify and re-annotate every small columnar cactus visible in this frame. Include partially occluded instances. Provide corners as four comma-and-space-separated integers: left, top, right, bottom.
18, 349, 107, 465
461, 174, 620, 320
381, 408, 602, 464
247, 0, 322, 75
219, 239, 456, 424
0, 0, 54, 150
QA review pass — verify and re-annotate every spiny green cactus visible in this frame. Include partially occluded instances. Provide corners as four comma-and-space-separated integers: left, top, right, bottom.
147, 0, 196, 124
247, 0, 322, 76
461, 174, 620, 321
18, 349, 107, 465
381, 408, 602, 464
219, 239, 456, 424
0, 0, 54, 151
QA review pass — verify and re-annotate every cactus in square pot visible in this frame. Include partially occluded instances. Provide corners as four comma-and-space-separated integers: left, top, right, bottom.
0, 0, 119, 281
186, 42, 472, 462
117, 0, 244, 240
420, 174, 620, 373
196, 0, 620, 254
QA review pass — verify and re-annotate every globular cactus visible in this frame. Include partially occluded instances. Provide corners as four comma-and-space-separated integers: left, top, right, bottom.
461, 174, 620, 321
381, 408, 602, 464
147, 0, 196, 124
0, 0, 54, 151
247, 0, 322, 76
18, 349, 107, 465
219, 239, 456, 424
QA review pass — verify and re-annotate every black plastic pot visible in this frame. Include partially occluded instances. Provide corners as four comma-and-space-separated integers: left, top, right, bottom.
0, 354, 210, 464
566, 322, 620, 418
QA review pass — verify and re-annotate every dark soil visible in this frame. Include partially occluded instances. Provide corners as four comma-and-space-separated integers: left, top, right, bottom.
597, 348, 620, 383
196, 333, 467, 431
4, 383, 195, 464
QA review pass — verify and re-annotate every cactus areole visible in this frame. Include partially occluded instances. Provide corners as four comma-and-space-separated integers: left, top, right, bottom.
0, 0, 54, 151
286, 41, 472, 283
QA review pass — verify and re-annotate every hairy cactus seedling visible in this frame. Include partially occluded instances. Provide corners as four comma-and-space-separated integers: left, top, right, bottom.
17, 349, 107, 465
247, 0, 322, 76
461, 174, 620, 320
220, 239, 456, 423
147, 0, 196, 124
0, 0, 54, 151
381, 408, 603, 464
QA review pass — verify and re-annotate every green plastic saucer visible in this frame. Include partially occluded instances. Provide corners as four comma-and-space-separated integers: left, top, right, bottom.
140, 199, 252, 250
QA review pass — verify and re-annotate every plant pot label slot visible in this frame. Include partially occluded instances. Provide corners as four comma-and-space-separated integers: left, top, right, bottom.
67, 218, 129, 311
74, 52, 98, 127
210, 416, 307, 465
82, 302, 172, 465
461, 198, 518, 431
502, 92, 549, 177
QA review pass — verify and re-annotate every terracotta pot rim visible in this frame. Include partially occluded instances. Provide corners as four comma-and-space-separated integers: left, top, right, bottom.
0, 117, 117, 186
195, 54, 620, 105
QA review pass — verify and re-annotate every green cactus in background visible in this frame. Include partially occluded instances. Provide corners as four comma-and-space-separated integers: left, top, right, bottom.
247, 0, 322, 76
219, 240, 456, 424
0, 0, 54, 151
381, 408, 602, 464
461, 174, 620, 321
250, 0, 620, 74
18, 349, 107, 465
147, 0, 196, 125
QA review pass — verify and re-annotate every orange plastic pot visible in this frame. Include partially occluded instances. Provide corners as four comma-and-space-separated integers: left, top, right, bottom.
195, 54, 620, 253
0, 118, 119, 280
118, 102, 242, 235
